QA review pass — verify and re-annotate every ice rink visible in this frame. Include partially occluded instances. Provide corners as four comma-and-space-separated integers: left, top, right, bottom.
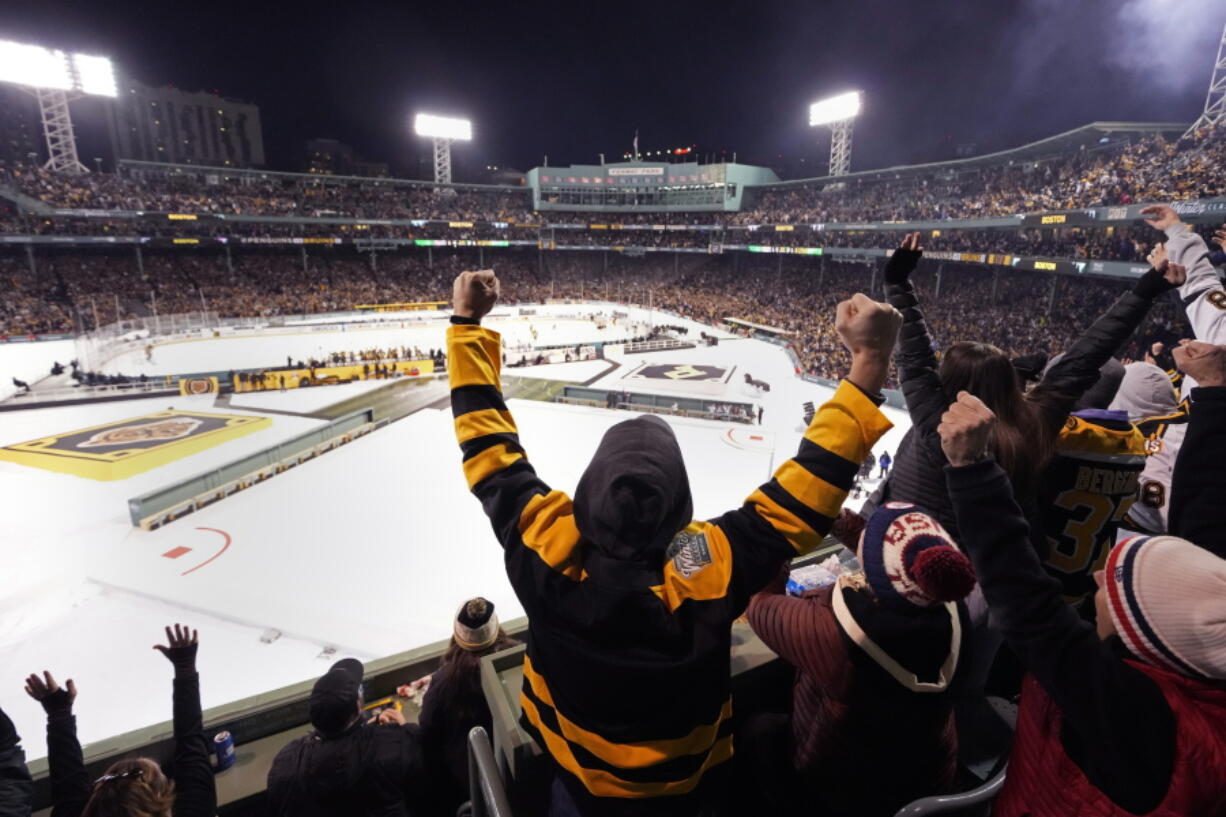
0, 308, 909, 760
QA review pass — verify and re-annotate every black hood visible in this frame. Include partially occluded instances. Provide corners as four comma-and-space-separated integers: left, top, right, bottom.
574, 414, 694, 562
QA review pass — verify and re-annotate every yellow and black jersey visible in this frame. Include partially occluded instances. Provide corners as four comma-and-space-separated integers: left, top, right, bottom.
1039, 412, 1147, 605
447, 323, 891, 811
1121, 408, 1190, 535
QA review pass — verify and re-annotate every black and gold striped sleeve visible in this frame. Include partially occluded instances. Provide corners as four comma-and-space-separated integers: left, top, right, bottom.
713, 380, 893, 614
448, 323, 586, 610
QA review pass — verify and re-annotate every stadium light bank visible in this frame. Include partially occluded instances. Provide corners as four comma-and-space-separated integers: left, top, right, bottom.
414, 113, 472, 188
0, 38, 117, 174
809, 90, 861, 177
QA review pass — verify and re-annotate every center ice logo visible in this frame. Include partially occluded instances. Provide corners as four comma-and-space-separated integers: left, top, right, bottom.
78, 418, 203, 448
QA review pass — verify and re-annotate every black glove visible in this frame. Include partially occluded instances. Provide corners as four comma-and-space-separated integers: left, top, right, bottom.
154, 624, 199, 674
1132, 266, 1177, 300
883, 248, 922, 286
40, 688, 73, 717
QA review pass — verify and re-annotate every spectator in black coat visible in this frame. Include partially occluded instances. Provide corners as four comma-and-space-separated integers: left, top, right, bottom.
418, 598, 519, 814
879, 232, 1180, 540
0, 707, 32, 817
266, 659, 426, 817
22, 624, 216, 817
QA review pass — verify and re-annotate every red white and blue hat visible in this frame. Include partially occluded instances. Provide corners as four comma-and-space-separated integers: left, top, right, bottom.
860, 502, 977, 610
1104, 536, 1226, 680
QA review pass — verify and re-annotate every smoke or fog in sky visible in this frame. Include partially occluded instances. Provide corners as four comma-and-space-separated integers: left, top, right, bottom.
1106, 0, 1224, 94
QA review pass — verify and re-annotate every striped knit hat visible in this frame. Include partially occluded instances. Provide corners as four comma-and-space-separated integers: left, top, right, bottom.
860, 502, 977, 610
1104, 536, 1226, 680
454, 597, 501, 651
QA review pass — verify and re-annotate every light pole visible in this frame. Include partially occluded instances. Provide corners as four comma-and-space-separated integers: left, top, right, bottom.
809, 91, 862, 177
0, 40, 117, 173
414, 113, 472, 190
1186, 22, 1226, 137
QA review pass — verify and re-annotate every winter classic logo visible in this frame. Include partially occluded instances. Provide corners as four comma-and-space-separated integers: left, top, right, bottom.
667, 530, 712, 578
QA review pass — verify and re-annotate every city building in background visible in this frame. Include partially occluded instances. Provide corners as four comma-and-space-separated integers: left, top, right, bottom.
0, 85, 42, 165
107, 79, 265, 167
304, 137, 388, 177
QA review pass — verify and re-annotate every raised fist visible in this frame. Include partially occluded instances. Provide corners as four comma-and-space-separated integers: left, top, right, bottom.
1173, 340, 1226, 388
452, 270, 500, 321
835, 293, 901, 359
938, 391, 996, 467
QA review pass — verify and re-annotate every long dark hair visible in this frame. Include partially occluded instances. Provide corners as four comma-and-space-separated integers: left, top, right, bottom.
436, 629, 521, 723
938, 341, 1049, 496
80, 757, 174, 817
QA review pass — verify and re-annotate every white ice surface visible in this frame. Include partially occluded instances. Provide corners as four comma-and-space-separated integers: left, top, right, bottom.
0, 315, 911, 763
228, 376, 411, 413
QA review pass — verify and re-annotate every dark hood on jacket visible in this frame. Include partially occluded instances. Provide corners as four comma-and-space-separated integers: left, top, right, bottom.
573, 414, 693, 562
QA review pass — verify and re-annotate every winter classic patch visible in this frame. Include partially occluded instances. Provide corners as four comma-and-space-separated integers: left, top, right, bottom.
667, 530, 712, 578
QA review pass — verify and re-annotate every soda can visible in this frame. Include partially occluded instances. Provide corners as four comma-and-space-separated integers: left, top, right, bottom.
213, 730, 236, 771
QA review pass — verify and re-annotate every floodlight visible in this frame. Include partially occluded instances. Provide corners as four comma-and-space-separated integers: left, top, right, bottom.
809, 91, 861, 126
0, 41, 72, 90
73, 54, 117, 98
414, 113, 472, 141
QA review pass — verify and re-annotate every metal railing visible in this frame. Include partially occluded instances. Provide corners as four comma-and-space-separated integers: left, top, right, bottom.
466, 727, 513, 817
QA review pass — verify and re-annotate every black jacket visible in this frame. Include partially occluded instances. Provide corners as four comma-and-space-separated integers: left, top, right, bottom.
882, 273, 1160, 538
45, 673, 215, 817
947, 459, 1177, 814
0, 708, 31, 817
1170, 386, 1226, 557
266, 722, 425, 817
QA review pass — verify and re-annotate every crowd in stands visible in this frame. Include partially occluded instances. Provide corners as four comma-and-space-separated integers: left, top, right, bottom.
0, 244, 1194, 391
0, 127, 1221, 237
735, 125, 1226, 224
3, 214, 1226, 817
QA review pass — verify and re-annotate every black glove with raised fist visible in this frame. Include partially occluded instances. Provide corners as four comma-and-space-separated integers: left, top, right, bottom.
883, 232, 923, 286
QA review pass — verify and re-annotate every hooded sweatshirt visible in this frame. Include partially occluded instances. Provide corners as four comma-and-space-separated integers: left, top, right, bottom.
447, 319, 891, 817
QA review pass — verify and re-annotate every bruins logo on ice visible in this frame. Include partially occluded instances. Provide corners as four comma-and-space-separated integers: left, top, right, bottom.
638, 364, 727, 382
667, 530, 712, 578
0, 410, 270, 481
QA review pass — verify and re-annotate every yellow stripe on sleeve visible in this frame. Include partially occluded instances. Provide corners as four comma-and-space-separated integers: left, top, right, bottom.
455, 408, 518, 444
517, 491, 586, 580
649, 523, 733, 612
462, 443, 525, 489
447, 324, 503, 389
773, 460, 846, 519
745, 487, 825, 554
802, 380, 893, 465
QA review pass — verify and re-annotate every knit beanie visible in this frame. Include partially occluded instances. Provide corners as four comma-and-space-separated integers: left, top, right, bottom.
1104, 536, 1226, 680
860, 502, 977, 609
454, 597, 500, 651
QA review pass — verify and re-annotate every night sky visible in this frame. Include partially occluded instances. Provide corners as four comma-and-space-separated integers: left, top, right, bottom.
0, 0, 1222, 179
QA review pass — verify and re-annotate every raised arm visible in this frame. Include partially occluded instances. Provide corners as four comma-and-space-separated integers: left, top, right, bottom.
1145, 207, 1226, 345
883, 233, 948, 433
709, 293, 897, 613
939, 393, 1174, 815
447, 271, 578, 614
1168, 343, 1226, 557
1028, 255, 1184, 429
153, 625, 215, 817
23, 673, 88, 817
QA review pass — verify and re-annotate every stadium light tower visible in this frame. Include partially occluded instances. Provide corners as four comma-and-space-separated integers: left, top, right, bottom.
0, 39, 117, 173
1186, 22, 1226, 137
809, 91, 861, 177
414, 113, 472, 187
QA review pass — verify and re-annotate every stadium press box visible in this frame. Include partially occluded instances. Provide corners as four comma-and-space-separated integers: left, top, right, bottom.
0, 409, 271, 481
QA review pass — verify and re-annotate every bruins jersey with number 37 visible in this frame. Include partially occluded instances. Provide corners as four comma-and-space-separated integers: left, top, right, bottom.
1039, 413, 1147, 605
